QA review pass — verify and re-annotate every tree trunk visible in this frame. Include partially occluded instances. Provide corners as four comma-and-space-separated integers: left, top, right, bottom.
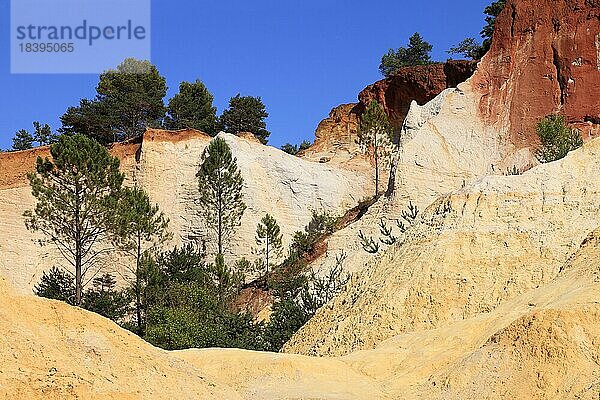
265, 237, 269, 289
135, 233, 142, 335
217, 186, 223, 256
75, 183, 82, 305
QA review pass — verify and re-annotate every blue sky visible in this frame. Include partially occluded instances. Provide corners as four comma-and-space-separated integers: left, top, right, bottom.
0, 0, 490, 150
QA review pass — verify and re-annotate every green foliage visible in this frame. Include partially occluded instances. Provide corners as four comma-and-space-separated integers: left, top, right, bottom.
536, 115, 583, 163
33, 122, 57, 145
112, 186, 170, 334
220, 94, 270, 144
34, 268, 128, 322
212, 254, 246, 302
255, 214, 284, 279
165, 80, 218, 135
82, 274, 130, 321
287, 211, 338, 260
263, 252, 350, 352
60, 58, 167, 144
60, 99, 115, 144
11, 122, 58, 151
359, 202, 419, 254
12, 129, 34, 151
24, 134, 124, 304
481, 0, 506, 53
197, 137, 246, 255
113, 187, 170, 258
141, 245, 262, 351
263, 298, 309, 351
401, 201, 419, 223
378, 219, 397, 246
280, 140, 312, 155
358, 230, 379, 254
358, 100, 394, 196
379, 32, 434, 77
33, 266, 76, 305
448, 37, 485, 60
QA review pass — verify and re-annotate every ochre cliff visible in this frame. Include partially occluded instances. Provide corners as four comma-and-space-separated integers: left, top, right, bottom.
358, 60, 478, 127
302, 61, 478, 167
287, 0, 600, 360
2, 214, 600, 399
0, 129, 371, 293
475, 0, 600, 146
286, 137, 600, 356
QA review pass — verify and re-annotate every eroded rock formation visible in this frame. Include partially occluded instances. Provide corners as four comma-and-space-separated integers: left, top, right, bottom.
475, 0, 600, 145
0, 129, 371, 293
301, 61, 478, 167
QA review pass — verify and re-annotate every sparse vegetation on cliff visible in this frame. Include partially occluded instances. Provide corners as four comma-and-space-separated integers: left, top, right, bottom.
11, 122, 57, 151
357, 100, 394, 196
448, 0, 506, 60
220, 94, 271, 144
254, 214, 284, 283
281, 140, 312, 155
165, 80, 219, 135
112, 186, 171, 335
379, 32, 434, 77
536, 115, 583, 163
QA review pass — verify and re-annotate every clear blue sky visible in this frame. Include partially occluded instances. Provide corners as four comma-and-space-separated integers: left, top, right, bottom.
0, 0, 490, 150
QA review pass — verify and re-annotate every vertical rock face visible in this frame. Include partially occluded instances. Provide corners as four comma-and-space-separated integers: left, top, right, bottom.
299, 103, 364, 169
0, 129, 370, 293
358, 60, 478, 127
303, 62, 478, 167
475, 0, 600, 146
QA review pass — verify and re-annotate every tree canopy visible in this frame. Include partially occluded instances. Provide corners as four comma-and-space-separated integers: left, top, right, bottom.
448, 38, 485, 60
255, 214, 283, 280
357, 101, 394, 196
113, 186, 170, 334
379, 33, 434, 77
481, 0, 506, 53
60, 58, 167, 144
11, 122, 57, 151
220, 94, 270, 144
165, 80, 218, 135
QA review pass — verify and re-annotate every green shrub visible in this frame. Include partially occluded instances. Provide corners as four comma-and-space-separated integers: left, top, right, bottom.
34, 267, 76, 305
536, 115, 583, 163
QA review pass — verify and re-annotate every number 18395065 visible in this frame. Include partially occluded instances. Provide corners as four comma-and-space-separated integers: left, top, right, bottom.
19, 43, 74, 52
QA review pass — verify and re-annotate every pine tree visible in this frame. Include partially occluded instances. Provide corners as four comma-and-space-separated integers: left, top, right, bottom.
357, 101, 393, 196
197, 137, 246, 256
448, 38, 485, 60
60, 99, 116, 145
480, 0, 506, 54
82, 273, 130, 321
165, 80, 218, 135
24, 134, 124, 305
379, 32, 434, 77
113, 186, 170, 334
220, 94, 270, 144
33, 266, 76, 304
33, 121, 57, 145
12, 129, 35, 150
255, 214, 283, 279
60, 58, 167, 144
